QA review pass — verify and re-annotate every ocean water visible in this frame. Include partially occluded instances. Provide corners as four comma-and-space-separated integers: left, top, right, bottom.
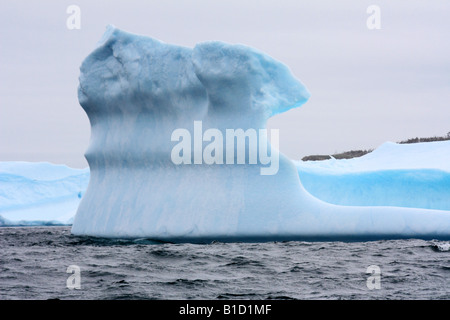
0, 226, 449, 300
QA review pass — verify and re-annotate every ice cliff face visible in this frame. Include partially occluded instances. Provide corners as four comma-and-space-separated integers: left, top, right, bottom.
71, 26, 450, 242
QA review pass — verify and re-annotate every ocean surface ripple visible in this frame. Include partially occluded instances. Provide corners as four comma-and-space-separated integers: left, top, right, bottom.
0, 227, 449, 300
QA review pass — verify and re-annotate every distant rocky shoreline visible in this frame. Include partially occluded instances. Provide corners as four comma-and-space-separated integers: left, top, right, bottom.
302, 132, 450, 161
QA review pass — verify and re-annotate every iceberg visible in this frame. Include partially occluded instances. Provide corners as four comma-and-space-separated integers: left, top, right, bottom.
2, 145, 448, 229
70, 26, 450, 242
295, 141, 450, 211
0, 162, 89, 226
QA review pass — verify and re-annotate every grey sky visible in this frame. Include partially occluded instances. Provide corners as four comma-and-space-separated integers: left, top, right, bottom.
1, 0, 449, 168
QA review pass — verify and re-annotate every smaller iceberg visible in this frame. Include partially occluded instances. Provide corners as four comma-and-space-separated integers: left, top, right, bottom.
0, 162, 89, 226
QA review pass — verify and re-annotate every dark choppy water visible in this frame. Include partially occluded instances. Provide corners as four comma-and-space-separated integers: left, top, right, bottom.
0, 226, 449, 300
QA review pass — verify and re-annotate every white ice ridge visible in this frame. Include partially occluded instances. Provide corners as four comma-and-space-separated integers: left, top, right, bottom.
71, 26, 450, 242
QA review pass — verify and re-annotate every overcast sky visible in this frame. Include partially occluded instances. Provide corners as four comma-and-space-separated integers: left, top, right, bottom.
1, 0, 449, 168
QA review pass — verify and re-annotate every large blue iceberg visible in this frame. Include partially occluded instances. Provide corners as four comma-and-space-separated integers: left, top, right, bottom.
71, 26, 450, 242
